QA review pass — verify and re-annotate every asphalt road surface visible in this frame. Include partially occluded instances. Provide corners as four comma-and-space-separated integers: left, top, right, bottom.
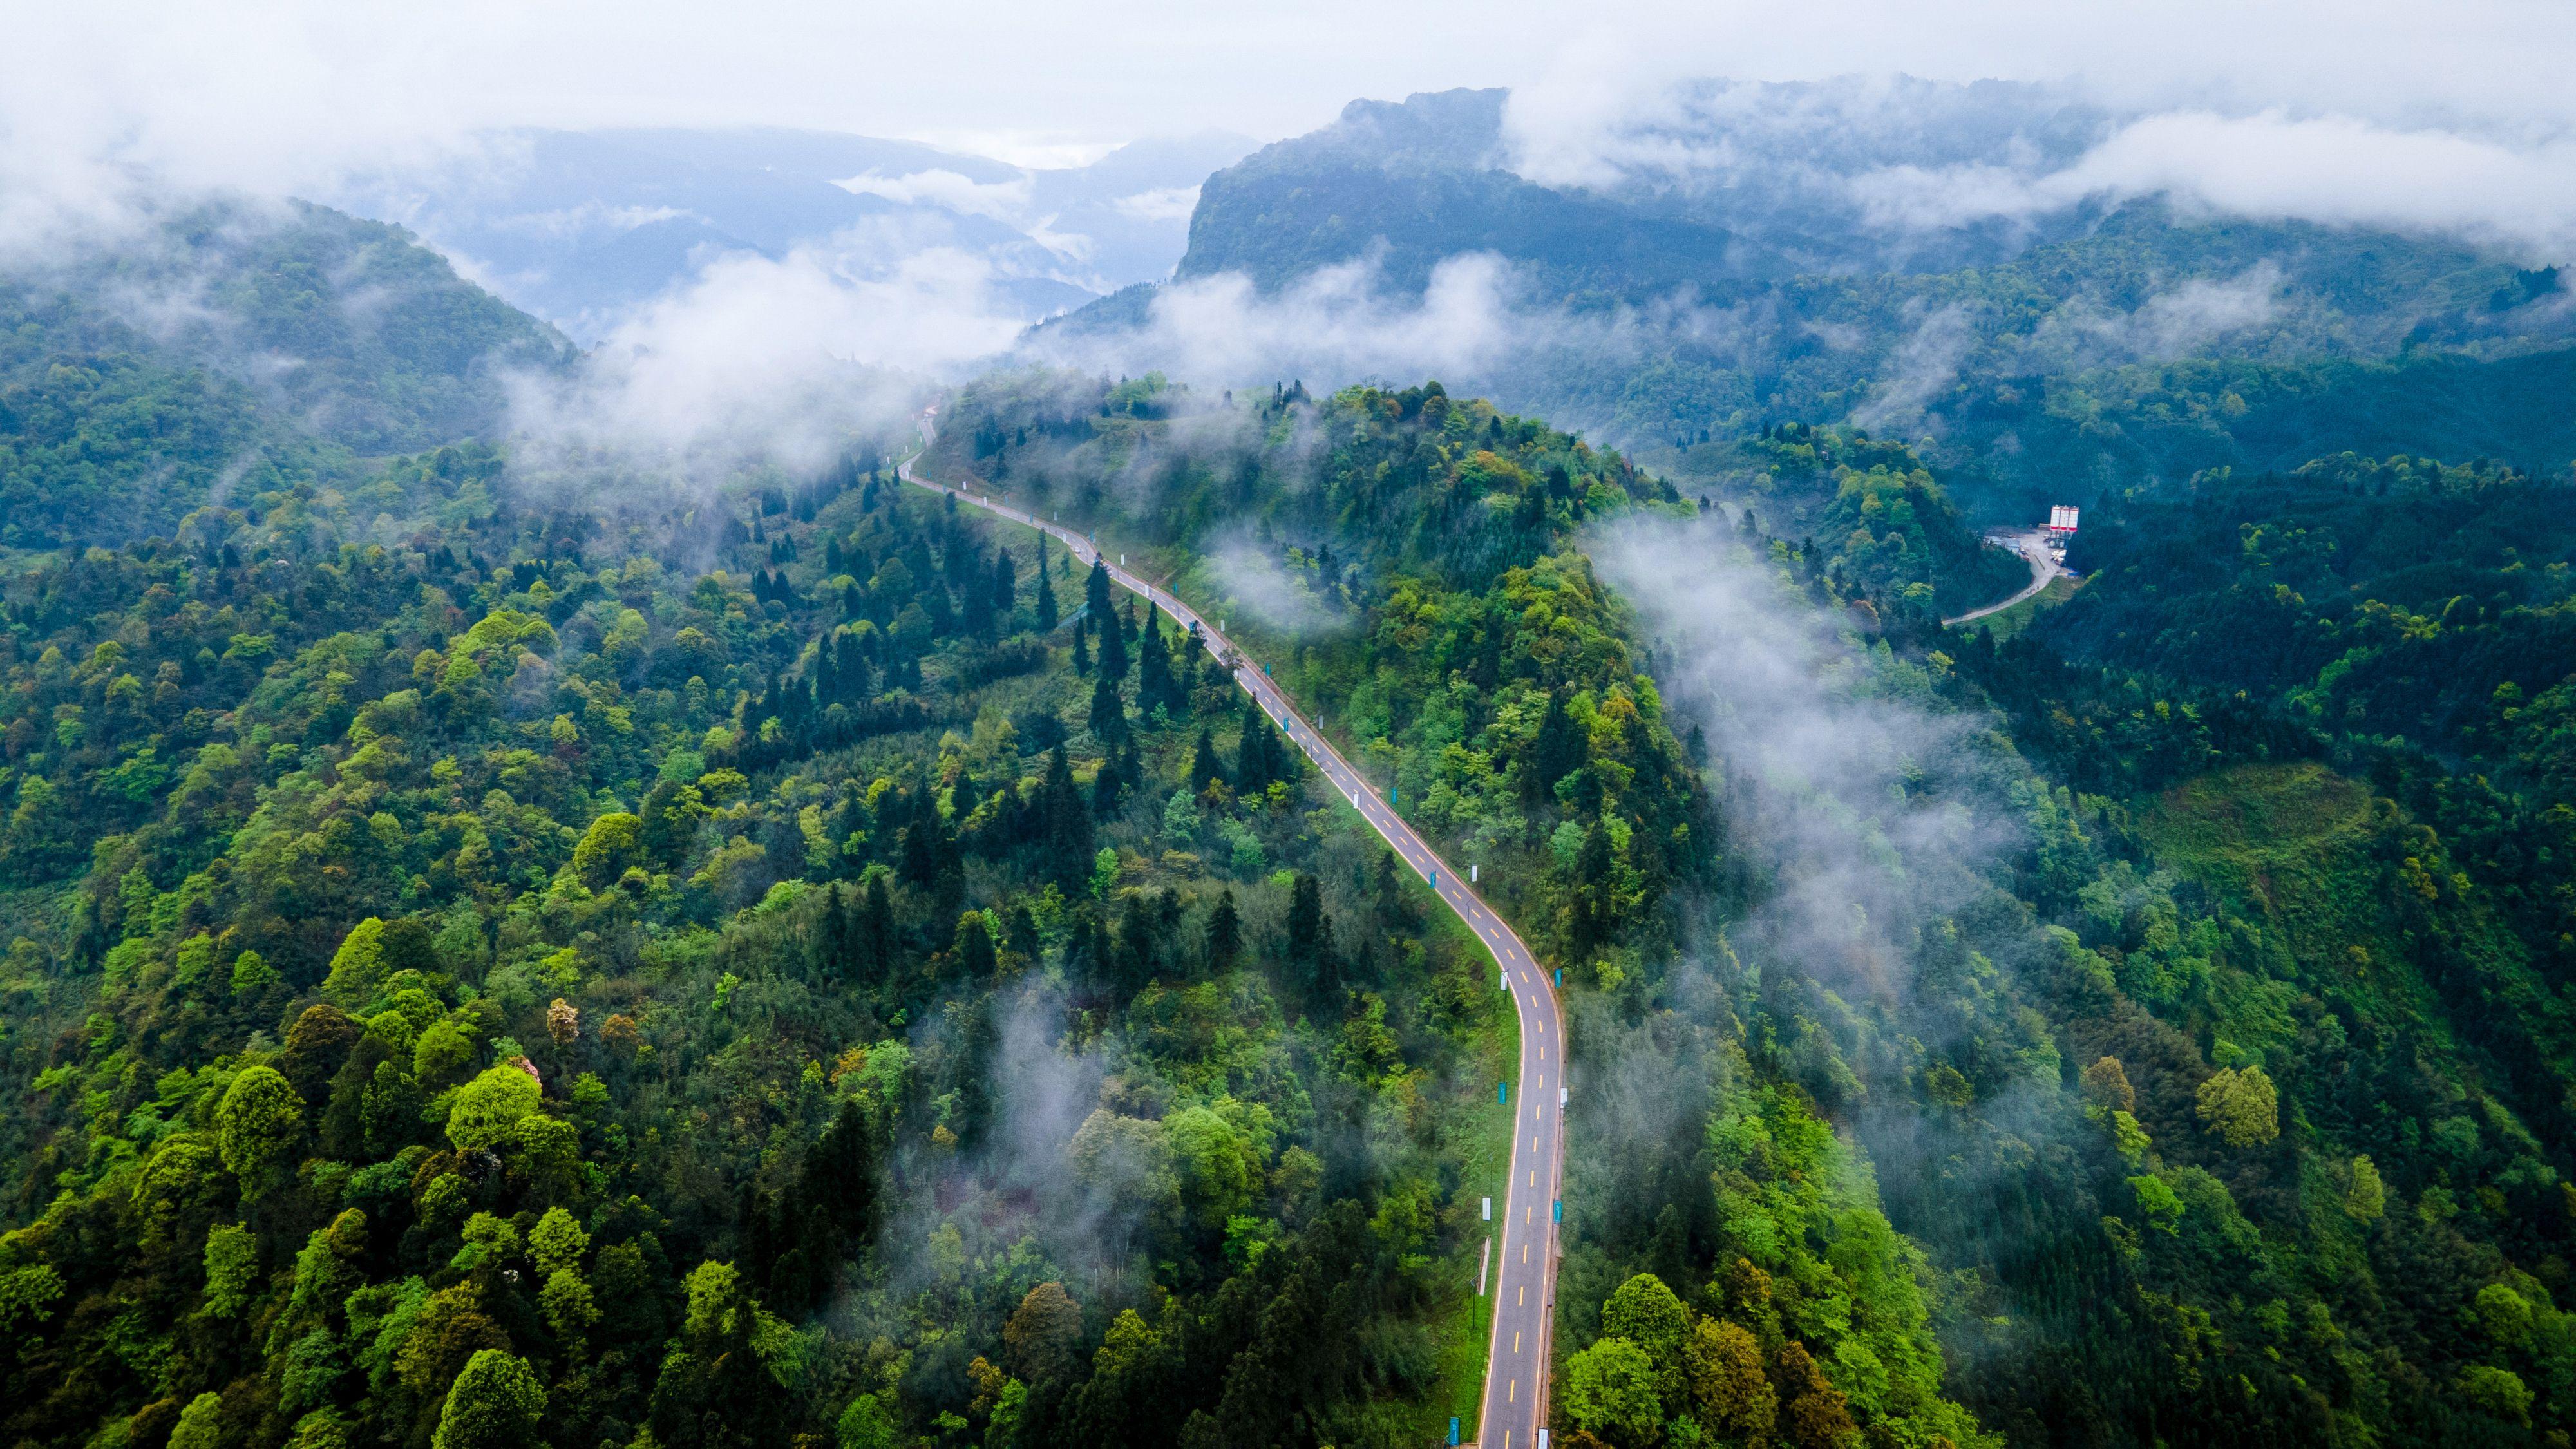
899, 450, 1565, 1449
1946, 528, 2063, 626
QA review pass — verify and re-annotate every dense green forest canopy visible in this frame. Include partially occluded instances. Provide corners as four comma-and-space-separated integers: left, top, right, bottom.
2, 158, 2575, 1449
0, 199, 570, 549
0, 428, 1564, 1448
938, 372, 2576, 1449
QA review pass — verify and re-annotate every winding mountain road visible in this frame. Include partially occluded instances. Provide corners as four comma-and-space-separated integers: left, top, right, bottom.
1945, 529, 2062, 626
899, 446, 1564, 1449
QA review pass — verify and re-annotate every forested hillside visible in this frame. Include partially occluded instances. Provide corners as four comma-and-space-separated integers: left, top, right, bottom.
1870, 448, 2576, 1447
0, 421, 1607, 1447
0, 199, 570, 548
5, 292, 2574, 1449
941, 372, 2576, 1449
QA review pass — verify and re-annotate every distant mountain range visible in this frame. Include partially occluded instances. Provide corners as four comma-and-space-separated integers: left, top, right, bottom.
1045, 81, 2576, 521
334, 126, 1257, 342
1177, 80, 2119, 296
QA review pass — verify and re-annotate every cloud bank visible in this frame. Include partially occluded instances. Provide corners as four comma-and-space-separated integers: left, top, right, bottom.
1846, 111, 2576, 260
504, 236, 1010, 483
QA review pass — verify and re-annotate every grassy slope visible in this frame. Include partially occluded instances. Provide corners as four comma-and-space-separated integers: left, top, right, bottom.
1977, 571, 2079, 641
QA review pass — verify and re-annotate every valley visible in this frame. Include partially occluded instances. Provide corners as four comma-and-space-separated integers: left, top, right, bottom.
3, 43, 2576, 1449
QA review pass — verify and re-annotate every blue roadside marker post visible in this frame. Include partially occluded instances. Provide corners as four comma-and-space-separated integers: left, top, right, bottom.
1553, 1200, 1562, 1224
1555, 967, 1562, 987
1449, 1419, 1461, 1447
1499, 1081, 1509, 1104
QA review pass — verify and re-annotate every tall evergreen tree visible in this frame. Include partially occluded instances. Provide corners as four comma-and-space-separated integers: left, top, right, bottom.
1137, 612, 1174, 717
818, 882, 857, 978
1206, 889, 1242, 972
1088, 671, 1128, 744
955, 911, 998, 980
1098, 595, 1130, 681
1084, 554, 1111, 616
1040, 747, 1094, 887
1286, 872, 1325, 969
1531, 688, 1584, 798
1092, 740, 1135, 819
1186, 728, 1227, 793
1235, 700, 1294, 795
858, 873, 896, 978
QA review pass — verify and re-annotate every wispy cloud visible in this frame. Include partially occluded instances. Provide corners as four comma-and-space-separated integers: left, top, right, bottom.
1590, 509, 2007, 1007
502, 235, 1009, 484
835, 167, 1037, 221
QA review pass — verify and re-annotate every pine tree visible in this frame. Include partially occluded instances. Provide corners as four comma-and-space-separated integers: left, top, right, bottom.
1137, 612, 1173, 717
1531, 688, 1584, 799
1085, 555, 1112, 618
1286, 873, 1325, 968
1234, 701, 1293, 795
819, 882, 857, 977
1117, 892, 1158, 994
1088, 671, 1128, 743
1035, 563, 1059, 631
775, 1098, 878, 1314
1098, 595, 1130, 681
1072, 614, 1090, 674
955, 911, 998, 980
1206, 889, 1242, 971
1041, 748, 1094, 887
1092, 741, 1133, 819
1186, 728, 1227, 793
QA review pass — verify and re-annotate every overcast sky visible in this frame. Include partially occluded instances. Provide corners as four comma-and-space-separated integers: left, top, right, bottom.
8, 0, 2573, 193
12, 0, 2573, 468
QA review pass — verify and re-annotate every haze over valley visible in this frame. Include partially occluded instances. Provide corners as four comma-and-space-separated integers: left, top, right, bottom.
5, 7, 2576, 1449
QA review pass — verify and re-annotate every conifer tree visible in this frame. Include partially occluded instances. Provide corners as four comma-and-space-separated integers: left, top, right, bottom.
1084, 556, 1111, 618
1531, 688, 1583, 799
1206, 889, 1242, 971
1186, 728, 1227, 793
1137, 612, 1173, 717
955, 911, 998, 980
1041, 748, 1095, 887
1098, 596, 1130, 681
1088, 671, 1128, 744
858, 873, 896, 978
